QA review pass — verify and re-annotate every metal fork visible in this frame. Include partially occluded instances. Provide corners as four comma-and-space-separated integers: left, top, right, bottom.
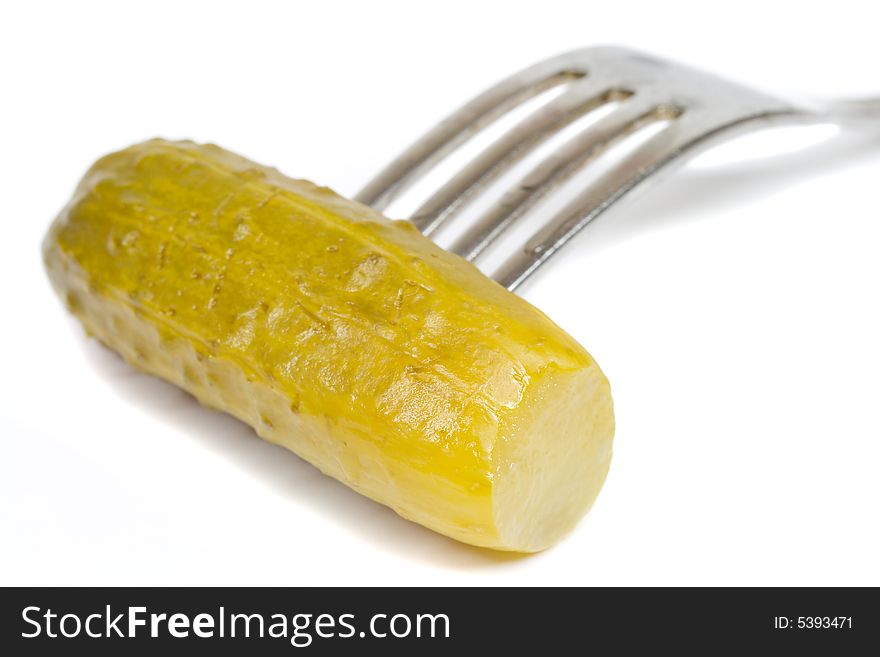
356, 46, 879, 290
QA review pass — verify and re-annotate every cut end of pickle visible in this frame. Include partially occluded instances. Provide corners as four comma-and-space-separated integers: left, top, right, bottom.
492, 365, 614, 552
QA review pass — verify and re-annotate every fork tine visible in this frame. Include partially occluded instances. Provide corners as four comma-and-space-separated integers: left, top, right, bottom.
492, 120, 707, 290
448, 96, 680, 260
409, 78, 629, 235
354, 57, 588, 212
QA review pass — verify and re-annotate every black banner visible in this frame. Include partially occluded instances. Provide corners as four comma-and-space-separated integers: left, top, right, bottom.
1, 587, 876, 654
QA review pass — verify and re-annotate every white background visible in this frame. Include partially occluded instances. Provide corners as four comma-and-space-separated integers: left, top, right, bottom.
2, 0, 879, 586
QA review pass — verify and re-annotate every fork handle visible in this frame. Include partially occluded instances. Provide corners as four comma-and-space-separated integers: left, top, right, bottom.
813, 97, 880, 125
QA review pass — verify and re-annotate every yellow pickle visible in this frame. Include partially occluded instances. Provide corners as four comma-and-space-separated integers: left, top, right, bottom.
43, 139, 614, 551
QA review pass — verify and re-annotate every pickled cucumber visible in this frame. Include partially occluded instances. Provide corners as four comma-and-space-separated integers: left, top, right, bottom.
42, 139, 614, 551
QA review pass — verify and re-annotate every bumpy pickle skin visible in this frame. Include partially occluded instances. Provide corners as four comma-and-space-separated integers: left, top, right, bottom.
43, 139, 614, 551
